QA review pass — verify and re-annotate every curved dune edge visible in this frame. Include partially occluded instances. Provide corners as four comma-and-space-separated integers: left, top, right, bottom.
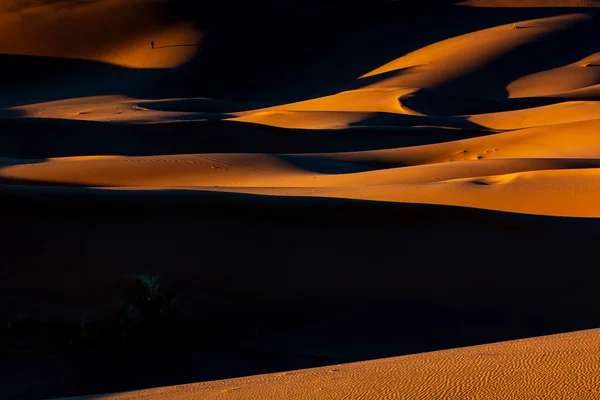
507, 53, 600, 98
228, 13, 596, 130
55, 328, 600, 400
2, 155, 600, 217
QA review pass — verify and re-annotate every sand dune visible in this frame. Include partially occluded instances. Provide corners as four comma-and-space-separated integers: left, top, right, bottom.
3, 10, 599, 217
58, 328, 600, 400
319, 118, 600, 165
196, 167, 600, 217
0, 0, 202, 68
508, 53, 600, 97
3, 152, 600, 216
3, 0, 600, 398
467, 101, 600, 129
359, 14, 590, 92
11, 96, 219, 123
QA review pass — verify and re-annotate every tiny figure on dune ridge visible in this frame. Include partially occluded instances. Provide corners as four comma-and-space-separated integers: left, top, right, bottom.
151, 40, 155, 49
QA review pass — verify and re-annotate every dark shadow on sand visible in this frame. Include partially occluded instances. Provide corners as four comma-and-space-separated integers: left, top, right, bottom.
0, 118, 492, 159
170, 2, 599, 103
399, 88, 570, 116
0, 4, 596, 110
0, 53, 165, 108
435, 15, 600, 100
1, 185, 600, 398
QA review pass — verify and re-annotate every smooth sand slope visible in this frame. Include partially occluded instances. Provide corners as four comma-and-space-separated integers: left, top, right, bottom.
59, 328, 600, 400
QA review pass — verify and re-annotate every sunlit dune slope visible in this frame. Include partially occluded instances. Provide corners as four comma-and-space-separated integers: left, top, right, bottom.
57, 328, 600, 400
4, 152, 600, 217
0, 0, 202, 68
230, 13, 598, 129
10, 96, 228, 123
2, 6, 600, 218
320, 118, 600, 165
3, 153, 598, 188
467, 101, 600, 129
195, 168, 600, 217
547, 84, 600, 99
359, 14, 588, 90
508, 53, 600, 97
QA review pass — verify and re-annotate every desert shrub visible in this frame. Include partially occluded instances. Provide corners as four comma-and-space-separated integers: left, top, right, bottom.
117, 274, 181, 342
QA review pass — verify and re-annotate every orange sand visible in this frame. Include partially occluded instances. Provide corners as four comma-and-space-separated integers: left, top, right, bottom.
0, 0, 202, 68
57, 328, 600, 400
4, 11, 599, 217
